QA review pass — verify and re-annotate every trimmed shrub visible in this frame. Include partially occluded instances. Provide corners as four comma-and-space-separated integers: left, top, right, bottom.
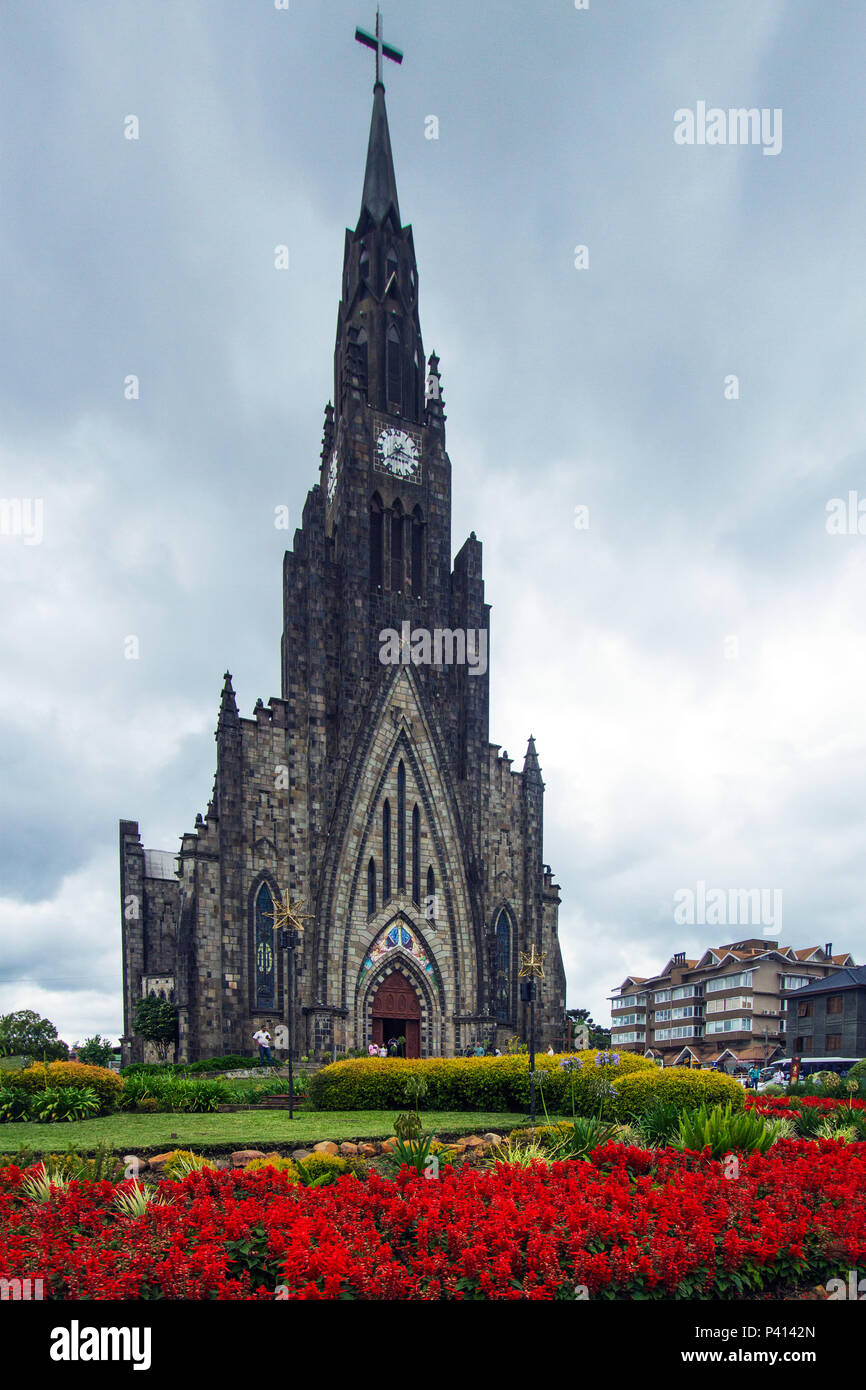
296, 1153, 349, 1185
9, 1062, 123, 1114
307, 1051, 655, 1112
612, 1068, 745, 1120
244, 1155, 299, 1178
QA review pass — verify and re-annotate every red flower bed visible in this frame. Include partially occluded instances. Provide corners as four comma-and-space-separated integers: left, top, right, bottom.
745, 1093, 866, 1120
1, 1141, 864, 1300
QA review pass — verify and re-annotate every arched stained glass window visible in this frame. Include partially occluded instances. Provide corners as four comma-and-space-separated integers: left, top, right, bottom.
397, 762, 406, 893
494, 910, 511, 1024
367, 857, 376, 916
383, 800, 391, 903
254, 883, 277, 1011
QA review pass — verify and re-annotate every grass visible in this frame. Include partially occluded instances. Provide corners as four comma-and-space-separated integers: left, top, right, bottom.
0, 1110, 534, 1154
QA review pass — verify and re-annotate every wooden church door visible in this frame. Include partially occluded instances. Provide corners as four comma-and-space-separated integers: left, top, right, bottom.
371, 974, 422, 1058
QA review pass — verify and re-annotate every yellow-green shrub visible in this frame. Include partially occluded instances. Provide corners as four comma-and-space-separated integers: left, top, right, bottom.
297, 1152, 349, 1183
307, 1051, 655, 1112
612, 1068, 745, 1119
160, 1150, 213, 1180
244, 1155, 299, 1178
10, 1062, 124, 1114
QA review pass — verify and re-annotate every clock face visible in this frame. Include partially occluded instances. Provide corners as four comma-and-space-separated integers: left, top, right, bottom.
376, 427, 419, 480
327, 450, 338, 503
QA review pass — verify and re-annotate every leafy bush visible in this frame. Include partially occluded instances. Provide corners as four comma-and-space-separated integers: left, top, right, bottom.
294, 1153, 349, 1185
761, 1083, 787, 1097
612, 1068, 745, 1121
308, 1051, 655, 1112
31, 1087, 101, 1123
122, 1055, 269, 1078
244, 1155, 299, 1177
164, 1079, 229, 1113
118, 1074, 228, 1114
634, 1095, 695, 1145
9, 1062, 123, 1114
670, 1101, 783, 1158
809, 1071, 844, 1095
0, 1086, 30, 1123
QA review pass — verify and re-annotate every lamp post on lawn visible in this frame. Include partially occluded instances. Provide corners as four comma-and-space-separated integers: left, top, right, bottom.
519, 945, 547, 1125
267, 891, 312, 1120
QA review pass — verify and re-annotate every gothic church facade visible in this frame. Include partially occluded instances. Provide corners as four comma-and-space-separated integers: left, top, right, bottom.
119, 74, 566, 1064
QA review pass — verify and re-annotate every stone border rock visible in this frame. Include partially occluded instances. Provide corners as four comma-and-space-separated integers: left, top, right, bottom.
123, 1132, 510, 1175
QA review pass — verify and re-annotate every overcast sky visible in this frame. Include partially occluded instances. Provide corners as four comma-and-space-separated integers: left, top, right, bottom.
1, 0, 865, 1046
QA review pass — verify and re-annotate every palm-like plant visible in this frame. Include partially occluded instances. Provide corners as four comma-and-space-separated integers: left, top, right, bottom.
113, 1182, 172, 1216
671, 1101, 784, 1158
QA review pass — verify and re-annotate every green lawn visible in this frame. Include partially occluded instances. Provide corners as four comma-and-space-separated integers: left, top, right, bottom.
0, 1110, 533, 1154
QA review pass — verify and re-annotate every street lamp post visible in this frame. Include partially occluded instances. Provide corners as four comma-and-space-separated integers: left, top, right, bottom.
266, 890, 312, 1121
279, 925, 300, 1118
519, 945, 547, 1125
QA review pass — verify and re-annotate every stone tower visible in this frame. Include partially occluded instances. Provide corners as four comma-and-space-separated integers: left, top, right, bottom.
119, 66, 566, 1065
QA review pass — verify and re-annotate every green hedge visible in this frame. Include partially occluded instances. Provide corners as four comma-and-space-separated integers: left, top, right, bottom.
6, 1062, 123, 1115
611, 1068, 745, 1119
307, 1051, 656, 1112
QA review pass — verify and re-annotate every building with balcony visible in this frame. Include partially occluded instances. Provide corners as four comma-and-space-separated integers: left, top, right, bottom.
610, 940, 854, 1067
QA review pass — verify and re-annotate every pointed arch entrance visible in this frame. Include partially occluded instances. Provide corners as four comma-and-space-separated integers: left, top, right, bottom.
371, 971, 421, 1057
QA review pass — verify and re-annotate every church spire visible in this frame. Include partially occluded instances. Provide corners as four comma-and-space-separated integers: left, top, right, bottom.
331, 15, 424, 428
358, 82, 401, 233
523, 735, 543, 786
217, 671, 239, 734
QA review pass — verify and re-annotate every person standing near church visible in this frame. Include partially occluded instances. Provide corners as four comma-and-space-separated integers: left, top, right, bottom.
253, 1024, 273, 1067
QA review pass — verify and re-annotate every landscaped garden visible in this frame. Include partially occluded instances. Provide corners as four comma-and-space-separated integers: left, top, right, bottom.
2, 1051, 866, 1300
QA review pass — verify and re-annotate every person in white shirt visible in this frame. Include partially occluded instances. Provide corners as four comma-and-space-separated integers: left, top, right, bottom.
253, 1025, 273, 1067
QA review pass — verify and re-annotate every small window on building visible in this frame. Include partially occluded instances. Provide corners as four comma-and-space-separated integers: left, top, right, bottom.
387, 324, 402, 411
367, 857, 376, 916
382, 800, 391, 903
827, 994, 844, 1014
797, 1000, 813, 1018
826, 1033, 842, 1052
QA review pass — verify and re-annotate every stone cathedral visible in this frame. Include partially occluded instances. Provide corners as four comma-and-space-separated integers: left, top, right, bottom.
119, 48, 566, 1065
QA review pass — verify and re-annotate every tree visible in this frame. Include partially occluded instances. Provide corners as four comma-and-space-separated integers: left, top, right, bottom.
0, 1009, 69, 1061
77, 1035, 116, 1068
133, 996, 178, 1062
566, 1008, 611, 1050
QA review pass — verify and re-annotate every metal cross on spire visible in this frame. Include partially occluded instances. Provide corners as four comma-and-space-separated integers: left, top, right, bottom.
355, 8, 403, 89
